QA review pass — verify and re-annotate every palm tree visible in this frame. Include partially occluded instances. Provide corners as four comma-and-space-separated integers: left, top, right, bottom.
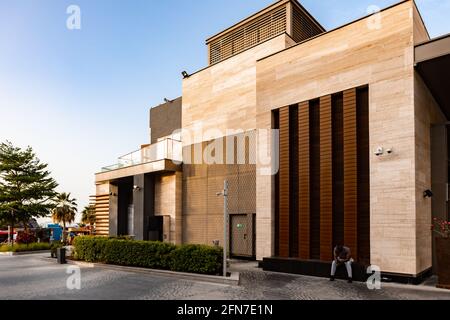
52, 192, 77, 243
81, 205, 96, 234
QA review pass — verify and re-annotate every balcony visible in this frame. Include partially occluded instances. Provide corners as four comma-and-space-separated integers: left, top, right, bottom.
101, 138, 182, 172
96, 139, 182, 182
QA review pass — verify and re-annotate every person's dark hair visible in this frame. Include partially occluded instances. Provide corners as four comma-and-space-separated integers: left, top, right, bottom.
335, 244, 344, 254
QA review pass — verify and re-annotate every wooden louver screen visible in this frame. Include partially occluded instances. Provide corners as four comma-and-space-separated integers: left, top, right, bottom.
209, 6, 287, 65
91, 194, 110, 236
276, 87, 370, 263
292, 4, 323, 43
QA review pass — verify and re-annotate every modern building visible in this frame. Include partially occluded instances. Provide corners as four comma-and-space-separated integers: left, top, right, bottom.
94, 0, 450, 282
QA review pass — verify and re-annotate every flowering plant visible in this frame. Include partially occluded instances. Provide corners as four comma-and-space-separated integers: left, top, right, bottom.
432, 218, 450, 238
16, 231, 37, 244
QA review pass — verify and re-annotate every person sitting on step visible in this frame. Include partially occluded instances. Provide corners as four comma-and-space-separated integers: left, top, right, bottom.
330, 244, 354, 283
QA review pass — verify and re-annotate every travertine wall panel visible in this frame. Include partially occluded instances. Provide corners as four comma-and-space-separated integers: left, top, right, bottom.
255, 1, 424, 275
182, 34, 293, 146
414, 72, 445, 273
154, 173, 182, 244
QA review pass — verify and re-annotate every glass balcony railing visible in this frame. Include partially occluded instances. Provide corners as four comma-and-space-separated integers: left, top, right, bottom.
101, 138, 182, 172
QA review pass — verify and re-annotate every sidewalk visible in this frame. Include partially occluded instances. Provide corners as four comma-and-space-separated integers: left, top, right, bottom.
229, 259, 450, 298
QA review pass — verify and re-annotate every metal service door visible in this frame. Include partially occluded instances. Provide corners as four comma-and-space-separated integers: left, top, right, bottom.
231, 214, 253, 257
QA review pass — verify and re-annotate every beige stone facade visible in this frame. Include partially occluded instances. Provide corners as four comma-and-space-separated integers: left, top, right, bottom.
253, 0, 437, 275
95, 0, 449, 278
182, 34, 295, 146
154, 172, 183, 244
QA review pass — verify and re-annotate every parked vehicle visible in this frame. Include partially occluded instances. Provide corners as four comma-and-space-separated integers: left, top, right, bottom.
0, 230, 16, 243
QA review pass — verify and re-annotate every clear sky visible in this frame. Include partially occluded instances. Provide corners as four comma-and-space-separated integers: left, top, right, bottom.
0, 0, 449, 224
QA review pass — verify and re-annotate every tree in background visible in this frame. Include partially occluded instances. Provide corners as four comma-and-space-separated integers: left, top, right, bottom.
52, 192, 77, 243
0, 217, 7, 229
81, 205, 96, 234
0, 141, 58, 242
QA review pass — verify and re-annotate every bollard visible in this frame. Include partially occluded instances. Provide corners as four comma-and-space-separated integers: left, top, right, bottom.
57, 247, 66, 264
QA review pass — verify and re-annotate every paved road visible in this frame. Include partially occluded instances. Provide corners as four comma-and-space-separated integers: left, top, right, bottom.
1, 253, 450, 300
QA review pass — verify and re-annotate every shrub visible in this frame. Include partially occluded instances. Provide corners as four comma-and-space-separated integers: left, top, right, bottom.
48, 242, 65, 258
73, 236, 223, 275
108, 235, 134, 241
72, 236, 109, 262
16, 242, 52, 252
170, 244, 223, 275
0, 242, 52, 252
103, 239, 176, 270
16, 231, 37, 244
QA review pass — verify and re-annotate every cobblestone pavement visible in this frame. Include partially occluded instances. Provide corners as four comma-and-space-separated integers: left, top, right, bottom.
1, 254, 450, 300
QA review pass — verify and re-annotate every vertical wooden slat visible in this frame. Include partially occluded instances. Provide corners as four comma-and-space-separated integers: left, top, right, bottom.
279, 106, 290, 257
298, 101, 310, 259
343, 88, 358, 261
274, 111, 280, 257
320, 95, 333, 261
309, 100, 321, 259
289, 107, 299, 257
357, 87, 370, 264
332, 94, 344, 248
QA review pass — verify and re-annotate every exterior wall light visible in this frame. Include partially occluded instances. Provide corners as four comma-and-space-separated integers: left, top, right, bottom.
181, 71, 190, 79
133, 185, 141, 192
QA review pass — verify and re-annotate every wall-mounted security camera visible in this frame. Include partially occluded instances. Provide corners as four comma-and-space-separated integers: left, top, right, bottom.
133, 185, 141, 192
374, 147, 384, 156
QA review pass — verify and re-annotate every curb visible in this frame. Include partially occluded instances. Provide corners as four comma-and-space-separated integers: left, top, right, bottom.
381, 281, 450, 294
67, 259, 240, 286
0, 250, 51, 256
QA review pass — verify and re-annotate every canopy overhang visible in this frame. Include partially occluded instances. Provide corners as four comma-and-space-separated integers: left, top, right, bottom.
415, 34, 450, 120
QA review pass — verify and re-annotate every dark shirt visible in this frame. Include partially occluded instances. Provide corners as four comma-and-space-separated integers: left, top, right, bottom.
334, 246, 351, 262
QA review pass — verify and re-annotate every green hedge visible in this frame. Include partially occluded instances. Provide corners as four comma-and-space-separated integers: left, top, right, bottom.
73, 237, 223, 275
0, 242, 53, 252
